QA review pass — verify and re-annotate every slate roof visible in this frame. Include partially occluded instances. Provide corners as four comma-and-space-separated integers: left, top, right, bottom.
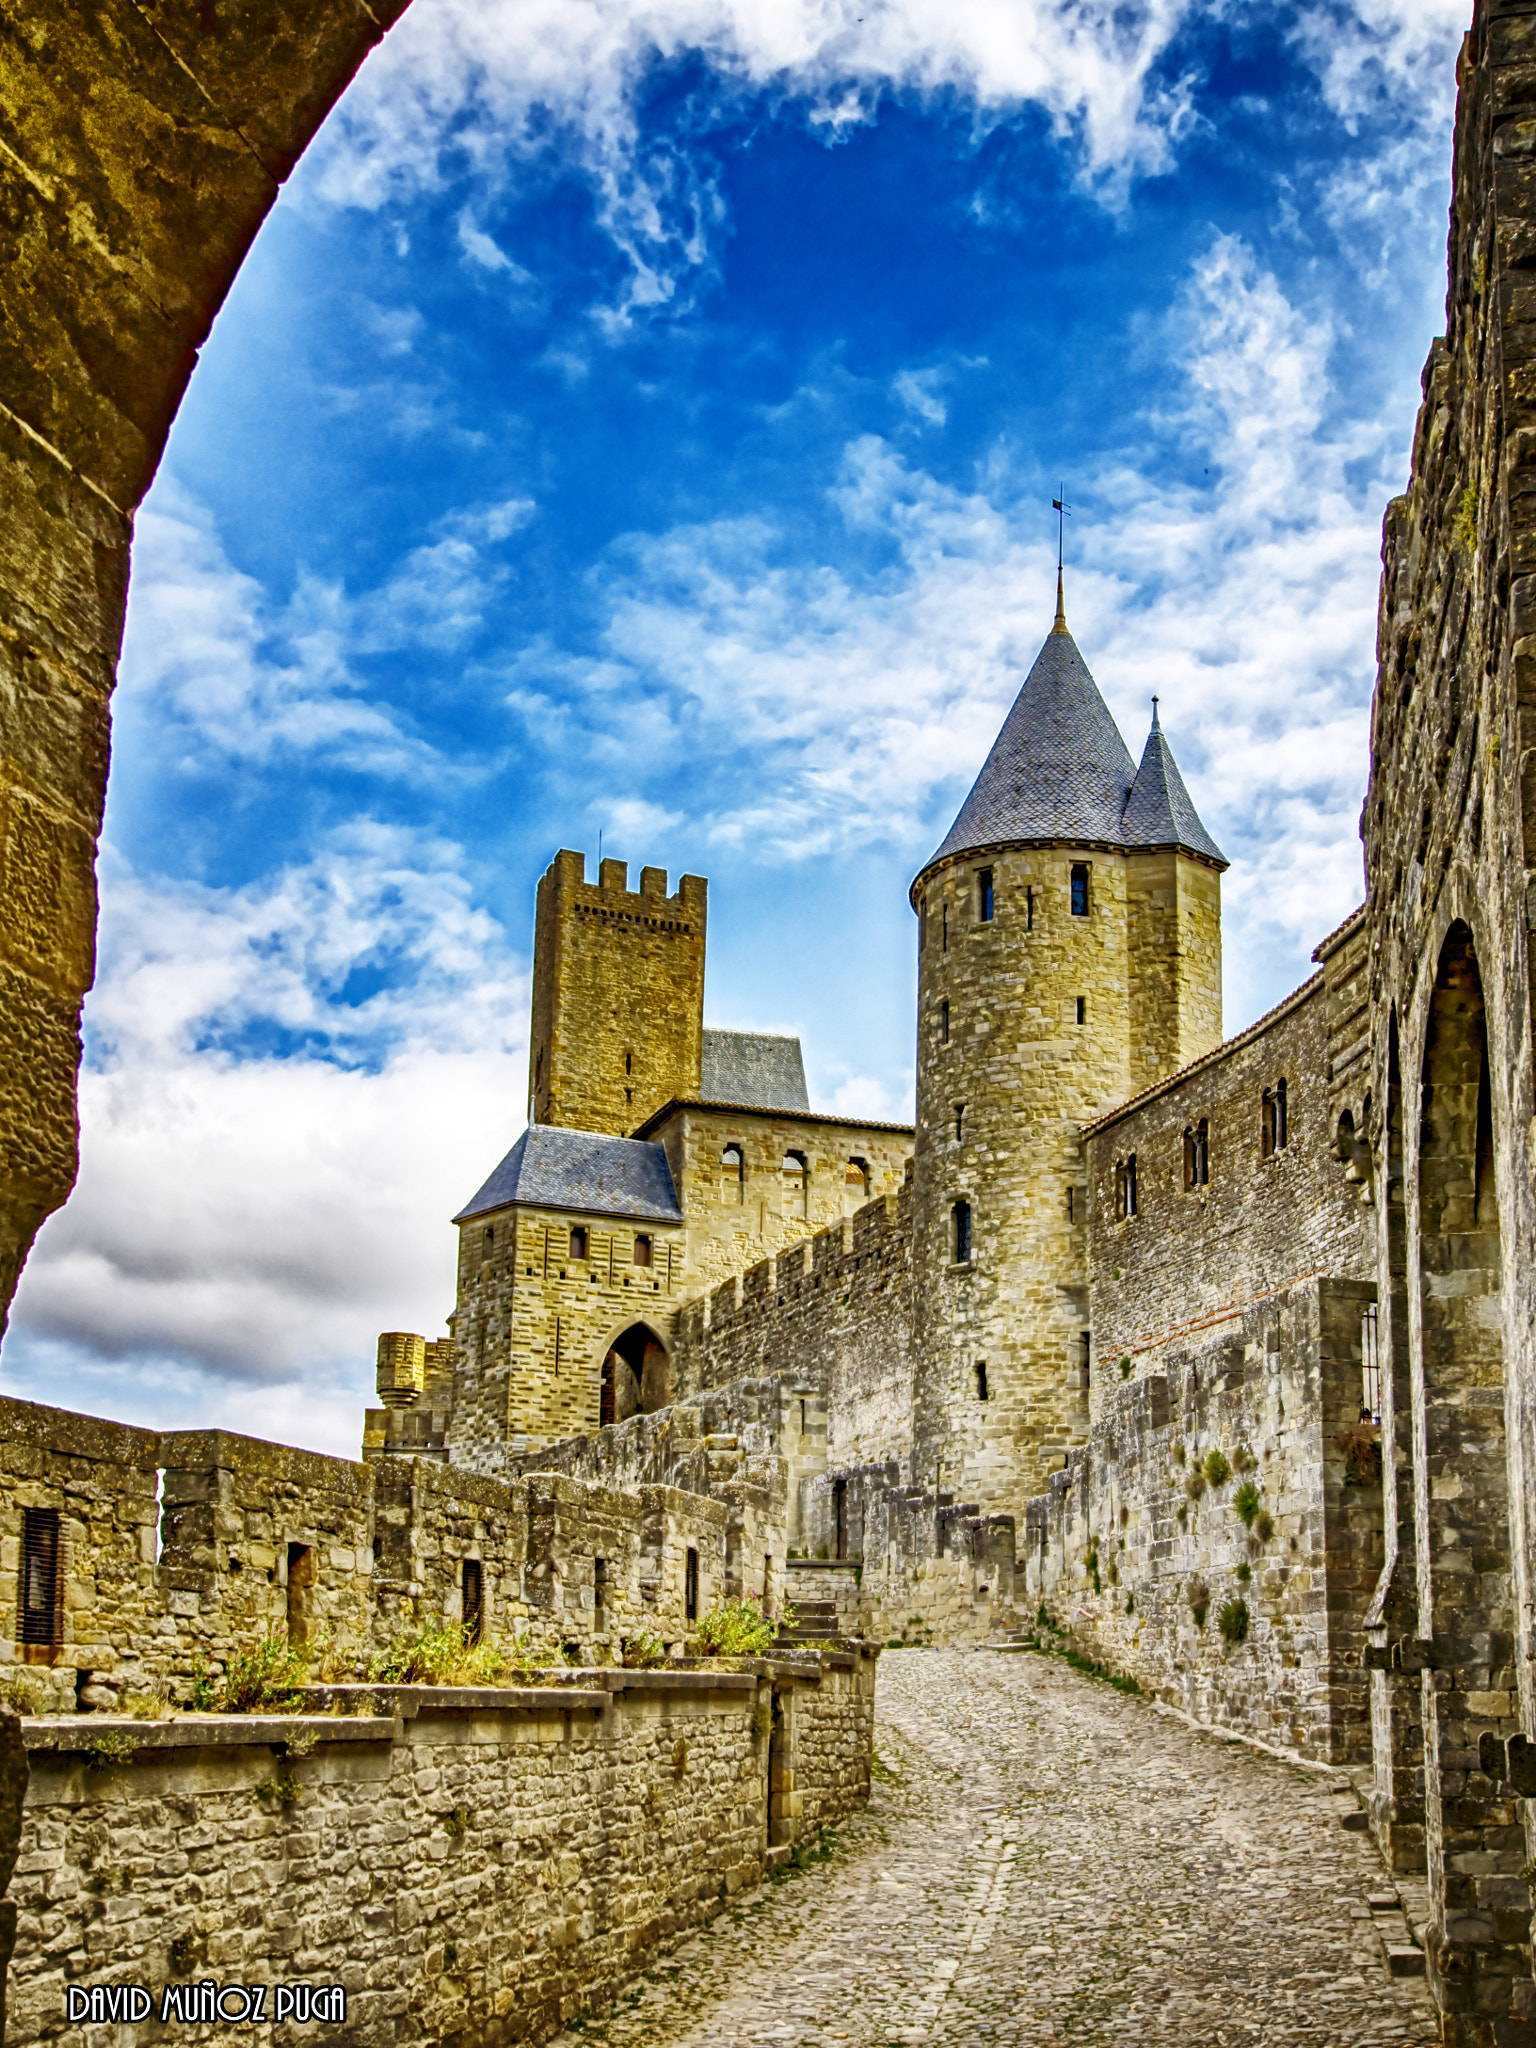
1122, 706, 1227, 863
453, 1124, 684, 1226
700, 1030, 810, 1114
917, 622, 1226, 883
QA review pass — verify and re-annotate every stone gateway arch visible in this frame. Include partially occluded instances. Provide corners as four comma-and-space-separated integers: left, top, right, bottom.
0, 0, 419, 1332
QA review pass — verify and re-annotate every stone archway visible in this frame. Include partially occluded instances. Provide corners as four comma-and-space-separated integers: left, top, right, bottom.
1412, 922, 1523, 2034
0, 0, 419, 1333
598, 1321, 672, 1424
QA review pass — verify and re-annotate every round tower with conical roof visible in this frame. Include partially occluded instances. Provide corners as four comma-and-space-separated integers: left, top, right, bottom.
908, 597, 1227, 1510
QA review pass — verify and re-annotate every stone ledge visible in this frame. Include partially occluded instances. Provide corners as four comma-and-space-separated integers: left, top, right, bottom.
304, 1684, 609, 1716
21, 1712, 399, 1751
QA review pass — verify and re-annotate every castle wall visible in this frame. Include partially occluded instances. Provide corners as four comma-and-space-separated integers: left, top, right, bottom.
670, 1189, 915, 1483
530, 852, 706, 1138
1084, 961, 1372, 1397
643, 1103, 911, 1301
11, 1651, 877, 2047
0, 1400, 756, 1700
1026, 1277, 1382, 1764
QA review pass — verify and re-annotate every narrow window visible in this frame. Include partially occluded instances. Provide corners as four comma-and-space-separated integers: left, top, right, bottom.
940, 999, 950, 1044
1261, 1088, 1276, 1159
1126, 1154, 1138, 1215
594, 1557, 607, 1615
1076, 996, 1086, 1025
1026, 885, 1035, 931
845, 1158, 869, 1194
462, 1559, 484, 1644
484, 1225, 494, 1249
1070, 864, 1089, 917
1183, 1126, 1196, 1188
633, 1234, 653, 1267
286, 1542, 315, 1647
975, 1361, 989, 1402
834, 1479, 848, 1560
952, 1199, 972, 1262
1067, 1185, 1075, 1223
781, 1152, 809, 1219
1080, 1330, 1092, 1389
685, 1546, 699, 1622
763, 1554, 772, 1600
625, 1050, 633, 1076
954, 1104, 964, 1143
977, 868, 994, 922
919, 902, 927, 953
18, 1507, 62, 1649
942, 903, 949, 951
569, 1225, 588, 1259
722, 1143, 746, 1205
1194, 1118, 1209, 1185
1275, 1077, 1288, 1150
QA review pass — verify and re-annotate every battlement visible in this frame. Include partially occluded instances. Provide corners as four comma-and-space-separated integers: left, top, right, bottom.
530, 849, 708, 1137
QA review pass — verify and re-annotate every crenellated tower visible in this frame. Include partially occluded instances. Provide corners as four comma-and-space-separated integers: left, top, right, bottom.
908, 589, 1226, 1510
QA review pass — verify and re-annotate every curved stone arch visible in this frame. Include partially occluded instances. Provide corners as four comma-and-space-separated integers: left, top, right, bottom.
595, 1318, 672, 1425
0, 0, 419, 1329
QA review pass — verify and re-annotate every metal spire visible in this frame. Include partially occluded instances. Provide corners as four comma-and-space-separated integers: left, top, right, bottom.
1052, 487, 1071, 632
1151, 693, 1161, 732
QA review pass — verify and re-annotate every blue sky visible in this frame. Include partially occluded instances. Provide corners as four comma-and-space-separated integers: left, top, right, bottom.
1, 0, 1467, 1455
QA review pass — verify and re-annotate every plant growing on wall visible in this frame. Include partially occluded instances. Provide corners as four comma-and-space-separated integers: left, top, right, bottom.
370, 1618, 529, 1689
1187, 1578, 1209, 1628
1334, 1426, 1383, 1487
1217, 1598, 1250, 1646
1119, 1356, 1132, 1379
1184, 1472, 1205, 1502
696, 1595, 779, 1657
1202, 1449, 1232, 1488
1231, 1444, 1257, 1473
219, 1628, 309, 1713
1252, 1512, 1275, 1543
621, 1631, 668, 1669
1232, 1481, 1262, 1529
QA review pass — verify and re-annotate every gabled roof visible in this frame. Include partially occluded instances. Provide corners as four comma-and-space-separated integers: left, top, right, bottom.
914, 616, 1226, 889
454, 1125, 683, 1226
1122, 705, 1226, 864
701, 1030, 809, 1113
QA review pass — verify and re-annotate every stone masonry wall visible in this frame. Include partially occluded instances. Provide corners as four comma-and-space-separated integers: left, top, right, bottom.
0, 1400, 747, 1704
671, 1188, 915, 1481
1025, 1278, 1382, 1764
11, 1653, 875, 2047
643, 1103, 912, 1301
1084, 963, 1372, 1392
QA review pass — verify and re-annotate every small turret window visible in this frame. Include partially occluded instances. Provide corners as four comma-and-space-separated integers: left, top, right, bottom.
1183, 1120, 1209, 1189
977, 869, 994, 922
952, 1199, 972, 1262
569, 1225, 588, 1259
1071, 864, 1090, 917
1262, 1080, 1289, 1158
976, 1361, 989, 1402
782, 1152, 809, 1218
1115, 1155, 1138, 1219
633, 1234, 653, 1267
1026, 886, 1035, 930
1076, 996, 1086, 1025
942, 904, 949, 951
722, 1143, 745, 1204
940, 999, 950, 1044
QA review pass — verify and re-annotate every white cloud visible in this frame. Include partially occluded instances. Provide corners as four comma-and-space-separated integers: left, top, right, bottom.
892, 367, 948, 427
306, 0, 1465, 324
526, 231, 1394, 1028
122, 482, 532, 769
0, 830, 529, 1460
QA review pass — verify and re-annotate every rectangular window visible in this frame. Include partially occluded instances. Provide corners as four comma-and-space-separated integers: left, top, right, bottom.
1361, 1305, 1381, 1423
1071, 864, 1089, 916
462, 1559, 484, 1643
594, 1556, 607, 1615
976, 1361, 989, 1402
1026, 885, 1035, 931
1275, 1077, 1288, 1149
1076, 996, 1086, 1025
286, 1541, 315, 1647
954, 1104, 964, 1143
685, 1546, 699, 1622
18, 1507, 62, 1649
942, 904, 949, 951
952, 1199, 972, 1262
1126, 1154, 1138, 1216
569, 1225, 588, 1259
633, 1234, 653, 1267
977, 868, 994, 922
940, 999, 950, 1044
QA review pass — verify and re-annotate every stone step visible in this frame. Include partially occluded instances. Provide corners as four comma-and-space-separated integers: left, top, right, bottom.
1365, 1890, 1425, 1976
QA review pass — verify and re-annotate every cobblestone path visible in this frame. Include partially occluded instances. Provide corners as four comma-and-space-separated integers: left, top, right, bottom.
569, 1648, 1439, 2048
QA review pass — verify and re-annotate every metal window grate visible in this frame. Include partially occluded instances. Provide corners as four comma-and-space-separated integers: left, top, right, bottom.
462, 1559, 484, 1644
19, 1507, 63, 1648
1361, 1305, 1381, 1423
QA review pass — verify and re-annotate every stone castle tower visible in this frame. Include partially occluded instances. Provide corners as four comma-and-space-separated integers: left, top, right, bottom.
908, 588, 1226, 1509
529, 851, 708, 1135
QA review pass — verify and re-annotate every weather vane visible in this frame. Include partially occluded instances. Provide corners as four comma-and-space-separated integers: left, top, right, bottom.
1052, 486, 1072, 631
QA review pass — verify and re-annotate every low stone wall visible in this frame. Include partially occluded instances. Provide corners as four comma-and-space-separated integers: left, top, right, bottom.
1024, 1276, 1381, 1762
11, 1651, 877, 2047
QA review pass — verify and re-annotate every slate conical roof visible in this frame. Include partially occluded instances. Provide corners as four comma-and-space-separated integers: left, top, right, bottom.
915, 613, 1226, 888
1122, 703, 1226, 864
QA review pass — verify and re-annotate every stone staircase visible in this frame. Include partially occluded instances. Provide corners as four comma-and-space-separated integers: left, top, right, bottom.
778, 1597, 841, 1643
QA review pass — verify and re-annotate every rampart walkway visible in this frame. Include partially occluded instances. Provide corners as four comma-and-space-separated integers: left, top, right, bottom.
568, 1648, 1438, 2048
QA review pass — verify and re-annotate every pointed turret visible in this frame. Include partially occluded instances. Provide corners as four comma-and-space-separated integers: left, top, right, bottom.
1122, 700, 1227, 867
920, 626, 1137, 879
